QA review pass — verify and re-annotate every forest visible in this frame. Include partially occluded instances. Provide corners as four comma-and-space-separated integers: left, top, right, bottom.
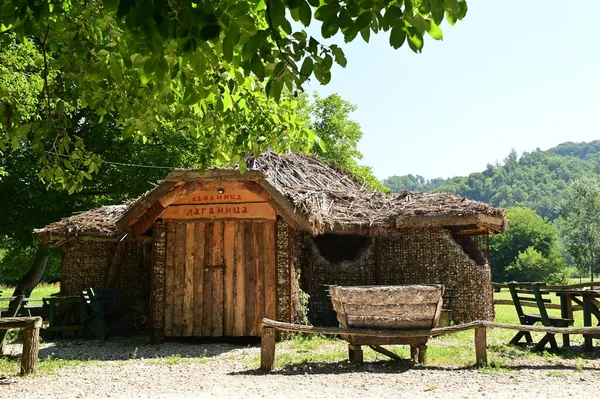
384, 141, 600, 283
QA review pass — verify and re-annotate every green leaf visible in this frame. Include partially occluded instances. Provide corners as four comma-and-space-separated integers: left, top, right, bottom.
321, 19, 339, 38
286, 0, 302, 9
330, 45, 347, 67
458, 1, 468, 19
313, 63, 331, 84
445, 9, 457, 26
109, 55, 124, 84
360, 27, 370, 43
299, 0, 312, 26
355, 12, 372, 31
306, 0, 320, 6
200, 25, 221, 40
236, 15, 256, 32
407, 28, 424, 53
226, 24, 241, 45
389, 25, 407, 49
300, 57, 313, 76
321, 54, 333, 71
314, 4, 340, 22
223, 38, 234, 62
338, 9, 352, 29
250, 54, 265, 78
427, 20, 443, 40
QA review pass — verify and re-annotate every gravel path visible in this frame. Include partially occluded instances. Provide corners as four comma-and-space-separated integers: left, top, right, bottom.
1, 339, 599, 399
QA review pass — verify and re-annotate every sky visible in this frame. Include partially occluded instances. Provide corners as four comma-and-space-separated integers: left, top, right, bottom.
304, 1, 600, 180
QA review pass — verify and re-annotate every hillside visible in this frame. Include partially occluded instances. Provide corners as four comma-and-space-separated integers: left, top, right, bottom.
383, 141, 600, 220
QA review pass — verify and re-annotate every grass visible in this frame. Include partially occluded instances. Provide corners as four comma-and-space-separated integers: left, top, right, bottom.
2, 284, 598, 377
0, 282, 61, 298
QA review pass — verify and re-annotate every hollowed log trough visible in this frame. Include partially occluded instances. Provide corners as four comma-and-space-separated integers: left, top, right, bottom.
328, 284, 444, 364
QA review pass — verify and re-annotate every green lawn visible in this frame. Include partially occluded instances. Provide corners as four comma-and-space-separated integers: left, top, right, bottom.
0, 283, 60, 299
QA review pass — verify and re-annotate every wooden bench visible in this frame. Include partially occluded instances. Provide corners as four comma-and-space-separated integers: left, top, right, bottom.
0, 316, 42, 375
508, 282, 573, 350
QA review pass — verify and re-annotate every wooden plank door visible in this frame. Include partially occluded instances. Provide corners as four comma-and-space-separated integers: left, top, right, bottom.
164, 220, 276, 337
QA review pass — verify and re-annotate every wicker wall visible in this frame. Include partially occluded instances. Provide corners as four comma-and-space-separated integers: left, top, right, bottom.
150, 222, 166, 342
60, 235, 153, 322
299, 227, 494, 326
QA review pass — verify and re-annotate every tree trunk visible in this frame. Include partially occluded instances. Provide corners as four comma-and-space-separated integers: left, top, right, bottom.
104, 235, 128, 289
12, 242, 52, 298
0, 242, 51, 351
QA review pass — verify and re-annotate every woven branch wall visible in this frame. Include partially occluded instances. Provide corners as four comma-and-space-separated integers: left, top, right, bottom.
150, 222, 166, 342
299, 227, 493, 326
61, 240, 113, 296
60, 236, 153, 322
299, 234, 377, 325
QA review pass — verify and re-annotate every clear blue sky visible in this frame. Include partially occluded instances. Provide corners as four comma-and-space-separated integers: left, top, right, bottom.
305, 1, 600, 180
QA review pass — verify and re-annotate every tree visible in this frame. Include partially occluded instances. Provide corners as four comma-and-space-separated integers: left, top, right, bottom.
559, 178, 600, 281
306, 93, 385, 191
1, 0, 468, 191
490, 207, 567, 283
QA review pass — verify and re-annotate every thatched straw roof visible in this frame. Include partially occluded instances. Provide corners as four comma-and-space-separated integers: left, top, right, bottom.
37, 150, 506, 240
245, 151, 504, 234
34, 204, 129, 241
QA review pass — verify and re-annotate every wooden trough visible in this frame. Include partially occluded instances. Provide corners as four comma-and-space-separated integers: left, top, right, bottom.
328, 284, 444, 364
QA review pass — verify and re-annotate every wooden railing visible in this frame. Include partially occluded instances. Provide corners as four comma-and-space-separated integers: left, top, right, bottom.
260, 318, 600, 371
493, 282, 600, 291
0, 317, 42, 375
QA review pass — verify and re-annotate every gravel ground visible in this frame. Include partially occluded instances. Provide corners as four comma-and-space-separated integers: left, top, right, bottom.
1, 339, 600, 399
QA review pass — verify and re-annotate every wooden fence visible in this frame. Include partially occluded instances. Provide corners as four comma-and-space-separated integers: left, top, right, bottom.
260, 318, 600, 371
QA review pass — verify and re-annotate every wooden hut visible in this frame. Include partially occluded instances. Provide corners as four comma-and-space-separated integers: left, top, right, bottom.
35, 151, 506, 341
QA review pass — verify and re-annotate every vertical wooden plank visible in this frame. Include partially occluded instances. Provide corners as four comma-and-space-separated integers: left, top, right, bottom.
223, 221, 235, 336
172, 223, 186, 337
264, 221, 277, 321
233, 222, 246, 336
193, 222, 205, 336
244, 222, 256, 336
254, 222, 265, 336
201, 223, 214, 336
182, 223, 195, 336
164, 223, 176, 337
211, 221, 224, 336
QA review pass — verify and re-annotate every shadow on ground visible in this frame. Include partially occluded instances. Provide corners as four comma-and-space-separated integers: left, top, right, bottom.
8, 335, 260, 362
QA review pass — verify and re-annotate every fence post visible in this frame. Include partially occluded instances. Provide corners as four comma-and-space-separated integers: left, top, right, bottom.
474, 327, 487, 366
261, 326, 276, 371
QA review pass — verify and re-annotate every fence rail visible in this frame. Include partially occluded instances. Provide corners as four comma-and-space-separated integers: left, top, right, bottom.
260, 318, 600, 371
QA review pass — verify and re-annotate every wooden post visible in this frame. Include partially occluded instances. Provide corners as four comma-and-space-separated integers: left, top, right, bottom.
410, 345, 418, 362
417, 345, 427, 365
474, 327, 487, 366
21, 326, 40, 375
0, 295, 24, 354
348, 344, 363, 364
260, 326, 276, 371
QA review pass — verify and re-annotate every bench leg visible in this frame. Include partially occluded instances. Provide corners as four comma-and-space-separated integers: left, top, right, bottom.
417, 345, 427, 365
509, 331, 533, 345
410, 346, 418, 362
534, 333, 558, 351
348, 345, 363, 364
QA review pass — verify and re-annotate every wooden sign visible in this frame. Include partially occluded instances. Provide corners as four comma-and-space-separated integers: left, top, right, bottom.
174, 189, 267, 205
161, 203, 276, 220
